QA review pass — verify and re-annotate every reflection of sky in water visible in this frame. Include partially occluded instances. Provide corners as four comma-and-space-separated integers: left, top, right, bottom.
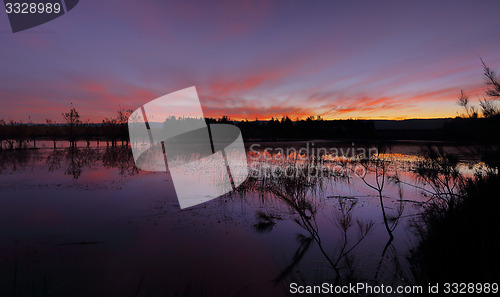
0, 143, 480, 296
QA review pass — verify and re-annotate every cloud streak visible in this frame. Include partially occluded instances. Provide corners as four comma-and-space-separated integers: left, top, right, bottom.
1, 0, 500, 122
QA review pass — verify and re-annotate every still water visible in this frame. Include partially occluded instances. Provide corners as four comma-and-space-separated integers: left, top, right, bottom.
0, 141, 479, 296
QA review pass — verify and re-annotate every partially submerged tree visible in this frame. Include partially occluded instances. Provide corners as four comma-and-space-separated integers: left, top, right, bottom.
103, 108, 133, 147
62, 107, 81, 147
10, 121, 29, 149
45, 119, 58, 148
117, 108, 133, 145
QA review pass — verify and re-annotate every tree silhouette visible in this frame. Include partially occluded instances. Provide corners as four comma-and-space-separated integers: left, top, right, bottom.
62, 107, 81, 147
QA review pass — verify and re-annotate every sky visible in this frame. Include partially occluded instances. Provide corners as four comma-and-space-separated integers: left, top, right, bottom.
1, 0, 500, 122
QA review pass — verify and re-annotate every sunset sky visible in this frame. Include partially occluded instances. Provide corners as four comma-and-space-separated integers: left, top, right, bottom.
1, 0, 500, 122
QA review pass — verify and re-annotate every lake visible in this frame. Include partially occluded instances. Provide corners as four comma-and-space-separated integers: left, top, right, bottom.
0, 141, 481, 296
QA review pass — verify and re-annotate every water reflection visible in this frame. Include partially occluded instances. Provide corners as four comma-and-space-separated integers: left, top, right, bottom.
0, 146, 138, 179
242, 146, 415, 288
0, 144, 480, 296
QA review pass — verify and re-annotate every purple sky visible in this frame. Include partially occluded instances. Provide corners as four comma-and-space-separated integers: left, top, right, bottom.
1, 0, 499, 122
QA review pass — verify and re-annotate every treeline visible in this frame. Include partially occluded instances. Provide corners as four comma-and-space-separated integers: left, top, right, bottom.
0, 114, 376, 150
208, 115, 376, 140
0, 108, 132, 150
1, 112, 499, 150
222, 116, 499, 142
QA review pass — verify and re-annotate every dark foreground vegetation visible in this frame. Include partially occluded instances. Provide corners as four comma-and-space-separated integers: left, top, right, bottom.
410, 147, 500, 289
410, 60, 500, 288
